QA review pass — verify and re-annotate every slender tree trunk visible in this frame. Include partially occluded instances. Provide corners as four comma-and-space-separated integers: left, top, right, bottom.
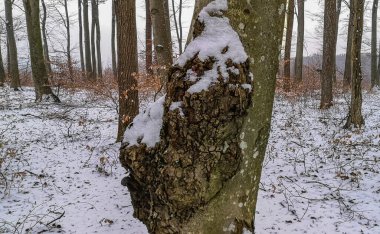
111, 0, 117, 78
0, 38, 5, 86
345, 0, 365, 128
83, 0, 93, 80
294, 0, 304, 83
145, 0, 153, 75
115, 0, 139, 142
150, 0, 173, 86
64, 0, 73, 78
371, 0, 379, 89
78, 0, 85, 76
41, 0, 52, 76
344, 0, 353, 89
186, 0, 213, 46
284, 0, 294, 92
332, 0, 342, 83
91, 0, 97, 79
95, 0, 102, 78
320, 0, 337, 109
23, 0, 59, 102
120, 0, 286, 232
4, 0, 21, 90
171, 0, 183, 54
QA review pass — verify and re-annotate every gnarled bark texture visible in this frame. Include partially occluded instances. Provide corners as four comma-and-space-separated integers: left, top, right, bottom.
120, 0, 285, 233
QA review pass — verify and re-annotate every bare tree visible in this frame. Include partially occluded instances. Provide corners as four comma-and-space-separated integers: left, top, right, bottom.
41, 0, 52, 75
78, 0, 85, 75
0, 37, 5, 86
320, 0, 337, 109
295, 0, 304, 83
344, 0, 353, 89
145, 0, 153, 75
63, 0, 73, 78
284, 0, 295, 92
115, 0, 139, 142
332, 0, 342, 83
83, 0, 93, 79
111, 0, 116, 77
345, 0, 365, 128
4, 0, 21, 90
23, 0, 60, 102
171, 0, 183, 54
371, 0, 379, 89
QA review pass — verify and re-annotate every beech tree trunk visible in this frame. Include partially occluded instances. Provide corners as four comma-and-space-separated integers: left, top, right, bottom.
95, 0, 102, 78
345, 0, 364, 128
83, 0, 93, 80
332, 0, 342, 83
186, 0, 213, 46
145, 0, 153, 75
320, 0, 337, 109
0, 38, 5, 86
91, 0, 97, 78
120, 0, 285, 232
78, 0, 85, 75
111, 0, 117, 78
344, 0, 353, 89
150, 0, 173, 85
371, 0, 379, 89
284, 0, 295, 92
4, 0, 21, 90
64, 0, 73, 78
294, 0, 304, 83
41, 0, 52, 76
171, 0, 183, 54
115, 0, 139, 142
23, 0, 59, 102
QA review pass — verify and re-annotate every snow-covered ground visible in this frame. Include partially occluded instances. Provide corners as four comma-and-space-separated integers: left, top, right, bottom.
1, 87, 379, 233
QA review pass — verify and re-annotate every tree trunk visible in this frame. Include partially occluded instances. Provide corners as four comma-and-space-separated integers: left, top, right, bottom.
91, 0, 97, 79
171, 0, 183, 54
64, 0, 73, 78
345, 0, 364, 128
332, 0, 342, 83
78, 0, 85, 76
95, 0, 102, 78
294, 0, 304, 83
4, 0, 21, 90
120, 0, 286, 232
284, 0, 294, 92
145, 0, 153, 75
41, 0, 52, 76
371, 0, 379, 89
320, 0, 337, 109
150, 0, 173, 86
115, 0, 139, 142
23, 0, 59, 102
344, 0, 353, 89
186, 0, 213, 46
0, 38, 5, 87
111, 0, 117, 78
83, 0, 93, 80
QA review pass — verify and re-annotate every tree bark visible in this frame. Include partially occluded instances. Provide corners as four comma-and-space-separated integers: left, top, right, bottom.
23, 0, 59, 102
120, 0, 286, 232
284, 0, 295, 92
320, 0, 337, 109
91, 0, 97, 79
41, 0, 52, 76
371, 0, 379, 89
186, 0, 213, 46
332, 0, 342, 83
95, 0, 102, 78
344, 0, 353, 89
115, 0, 139, 142
345, 0, 364, 128
145, 0, 153, 75
111, 0, 117, 78
83, 0, 93, 80
0, 38, 5, 87
150, 0, 173, 86
294, 0, 304, 83
78, 0, 85, 76
64, 0, 73, 78
4, 0, 21, 90
171, 0, 183, 54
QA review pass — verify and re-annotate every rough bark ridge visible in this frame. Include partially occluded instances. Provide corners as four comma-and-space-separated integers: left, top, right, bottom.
120, 7, 252, 233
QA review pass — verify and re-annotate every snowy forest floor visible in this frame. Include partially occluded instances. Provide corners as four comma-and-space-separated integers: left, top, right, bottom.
0, 87, 379, 234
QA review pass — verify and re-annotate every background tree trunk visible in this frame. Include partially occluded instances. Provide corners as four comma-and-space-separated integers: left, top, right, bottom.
0, 39, 5, 86
145, 0, 153, 75
371, 0, 379, 89
23, 0, 59, 102
120, 0, 286, 232
320, 0, 337, 109
150, 0, 173, 86
78, 0, 85, 76
332, 0, 342, 83
295, 0, 304, 84
64, 0, 73, 78
83, 0, 93, 80
171, 0, 183, 54
345, 0, 365, 128
95, 0, 102, 78
91, 0, 97, 79
115, 0, 139, 142
186, 0, 213, 46
284, 0, 295, 92
111, 0, 117, 78
344, 0, 353, 89
4, 0, 21, 90
41, 0, 52, 76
